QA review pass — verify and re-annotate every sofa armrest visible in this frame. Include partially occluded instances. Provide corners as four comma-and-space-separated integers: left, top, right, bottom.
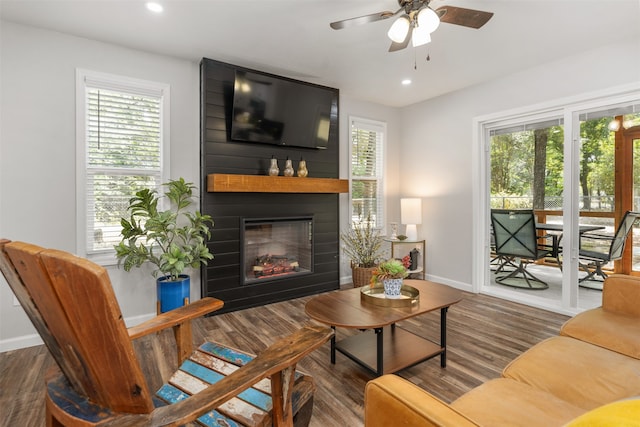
364, 375, 478, 427
602, 274, 640, 317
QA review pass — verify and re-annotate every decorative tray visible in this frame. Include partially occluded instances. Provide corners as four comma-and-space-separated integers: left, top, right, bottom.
360, 284, 420, 307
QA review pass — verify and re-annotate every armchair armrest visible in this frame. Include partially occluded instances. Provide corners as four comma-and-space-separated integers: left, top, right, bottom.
579, 232, 614, 241
538, 233, 560, 256
128, 297, 224, 363
602, 274, 640, 317
364, 375, 478, 427
128, 297, 224, 339
104, 325, 334, 427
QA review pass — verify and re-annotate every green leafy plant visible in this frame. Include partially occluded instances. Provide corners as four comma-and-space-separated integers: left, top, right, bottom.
340, 215, 384, 268
370, 259, 408, 286
115, 178, 214, 281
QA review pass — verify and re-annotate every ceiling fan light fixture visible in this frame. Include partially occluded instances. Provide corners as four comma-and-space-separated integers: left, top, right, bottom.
388, 16, 410, 43
412, 26, 431, 47
417, 7, 440, 33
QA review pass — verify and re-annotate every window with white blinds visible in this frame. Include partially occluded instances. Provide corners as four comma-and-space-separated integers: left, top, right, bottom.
350, 117, 385, 228
76, 69, 169, 261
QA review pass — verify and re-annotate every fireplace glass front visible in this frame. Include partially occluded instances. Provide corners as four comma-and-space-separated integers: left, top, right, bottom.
242, 217, 313, 285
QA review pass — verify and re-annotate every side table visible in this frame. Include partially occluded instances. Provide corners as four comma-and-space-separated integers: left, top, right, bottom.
385, 238, 425, 279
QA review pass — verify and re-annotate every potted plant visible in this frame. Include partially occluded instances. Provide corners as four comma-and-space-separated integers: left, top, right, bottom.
340, 215, 384, 287
370, 258, 409, 299
115, 178, 214, 313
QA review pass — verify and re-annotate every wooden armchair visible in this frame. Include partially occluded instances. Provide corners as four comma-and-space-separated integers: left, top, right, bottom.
0, 239, 332, 426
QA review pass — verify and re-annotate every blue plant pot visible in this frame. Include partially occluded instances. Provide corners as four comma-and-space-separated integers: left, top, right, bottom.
157, 274, 190, 313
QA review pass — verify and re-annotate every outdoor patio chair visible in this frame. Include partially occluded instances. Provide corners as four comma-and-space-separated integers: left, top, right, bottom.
578, 210, 640, 288
0, 239, 332, 427
490, 209, 556, 289
490, 224, 518, 274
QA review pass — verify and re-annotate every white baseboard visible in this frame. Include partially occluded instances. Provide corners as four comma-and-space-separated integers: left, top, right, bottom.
0, 333, 43, 352
340, 275, 352, 285
124, 312, 157, 328
424, 273, 474, 293
0, 311, 157, 353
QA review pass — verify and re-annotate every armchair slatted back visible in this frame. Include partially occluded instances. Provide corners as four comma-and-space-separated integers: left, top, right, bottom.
0, 240, 154, 414
491, 209, 539, 259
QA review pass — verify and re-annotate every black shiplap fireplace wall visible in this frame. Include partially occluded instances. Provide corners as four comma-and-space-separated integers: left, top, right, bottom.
199, 58, 341, 313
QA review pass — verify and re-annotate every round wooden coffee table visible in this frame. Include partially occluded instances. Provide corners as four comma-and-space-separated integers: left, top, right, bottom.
304, 279, 462, 376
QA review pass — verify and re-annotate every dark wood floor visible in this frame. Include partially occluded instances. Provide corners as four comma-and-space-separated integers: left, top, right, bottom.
0, 286, 571, 427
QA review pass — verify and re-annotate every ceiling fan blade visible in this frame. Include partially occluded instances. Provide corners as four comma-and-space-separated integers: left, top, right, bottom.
330, 10, 395, 30
435, 6, 494, 29
388, 28, 411, 52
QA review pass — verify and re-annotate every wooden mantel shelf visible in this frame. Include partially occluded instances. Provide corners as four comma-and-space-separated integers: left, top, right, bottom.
208, 173, 349, 194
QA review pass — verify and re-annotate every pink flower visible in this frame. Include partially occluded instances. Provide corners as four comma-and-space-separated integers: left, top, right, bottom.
401, 255, 411, 269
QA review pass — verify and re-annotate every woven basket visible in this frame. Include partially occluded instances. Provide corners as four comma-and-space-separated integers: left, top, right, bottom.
351, 264, 377, 288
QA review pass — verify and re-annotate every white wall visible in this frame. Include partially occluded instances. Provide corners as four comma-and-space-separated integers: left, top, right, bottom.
0, 21, 398, 351
0, 21, 201, 350
399, 40, 640, 291
4, 20, 637, 351
337, 96, 402, 283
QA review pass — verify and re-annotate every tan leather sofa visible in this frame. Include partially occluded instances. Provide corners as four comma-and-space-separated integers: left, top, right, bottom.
364, 274, 640, 426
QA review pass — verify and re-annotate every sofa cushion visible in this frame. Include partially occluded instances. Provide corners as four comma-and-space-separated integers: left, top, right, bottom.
563, 397, 640, 426
451, 378, 585, 427
503, 336, 640, 411
561, 308, 640, 359
602, 274, 640, 317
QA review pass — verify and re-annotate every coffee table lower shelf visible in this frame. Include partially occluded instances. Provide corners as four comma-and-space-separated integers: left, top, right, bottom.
334, 326, 443, 376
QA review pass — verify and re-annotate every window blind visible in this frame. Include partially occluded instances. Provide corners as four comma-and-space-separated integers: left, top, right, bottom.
578, 103, 640, 121
84, 86, 163, 254
490, 118, 564, 136
351, 118, 384, 228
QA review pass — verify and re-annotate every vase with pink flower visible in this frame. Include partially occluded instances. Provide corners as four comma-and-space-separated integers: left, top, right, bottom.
370, 259, 409, 299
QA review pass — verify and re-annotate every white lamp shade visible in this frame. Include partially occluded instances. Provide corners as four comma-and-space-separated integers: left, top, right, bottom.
401, 198, 422, 225
417, 7, 440, 33
412, 26, 431, 47
388, 16, 410, 43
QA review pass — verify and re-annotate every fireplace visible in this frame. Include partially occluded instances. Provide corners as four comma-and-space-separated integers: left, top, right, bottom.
200, 58, 340, 314
241, 216, 313, 285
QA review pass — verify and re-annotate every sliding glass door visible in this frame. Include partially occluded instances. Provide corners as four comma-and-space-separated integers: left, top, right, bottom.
488, 116, 566, 302
577, 107, 640, 280
479, 95, 640, 313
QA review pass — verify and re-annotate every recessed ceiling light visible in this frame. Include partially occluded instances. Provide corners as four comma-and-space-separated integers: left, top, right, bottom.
401, 79, 412, 86
146, 2, 163, 13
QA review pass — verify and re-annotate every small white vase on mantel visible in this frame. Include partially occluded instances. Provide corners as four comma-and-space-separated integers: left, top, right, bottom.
297, 159, 308, 177
283, 158, 294, 176
268, 156, 279, 176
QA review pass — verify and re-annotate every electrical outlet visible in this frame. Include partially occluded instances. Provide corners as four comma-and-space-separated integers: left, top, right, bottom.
13, 296, 20, 307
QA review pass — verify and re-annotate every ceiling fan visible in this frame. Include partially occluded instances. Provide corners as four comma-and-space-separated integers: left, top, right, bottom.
330, 0, 494, 52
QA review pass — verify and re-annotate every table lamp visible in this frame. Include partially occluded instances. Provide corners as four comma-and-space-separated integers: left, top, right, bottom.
401, 198, 422, 241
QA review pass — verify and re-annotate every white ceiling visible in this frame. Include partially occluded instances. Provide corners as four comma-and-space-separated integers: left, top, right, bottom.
2, 0, 639, 107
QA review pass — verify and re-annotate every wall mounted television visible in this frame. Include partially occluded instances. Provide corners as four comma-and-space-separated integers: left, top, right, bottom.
230, 70, 337, 149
